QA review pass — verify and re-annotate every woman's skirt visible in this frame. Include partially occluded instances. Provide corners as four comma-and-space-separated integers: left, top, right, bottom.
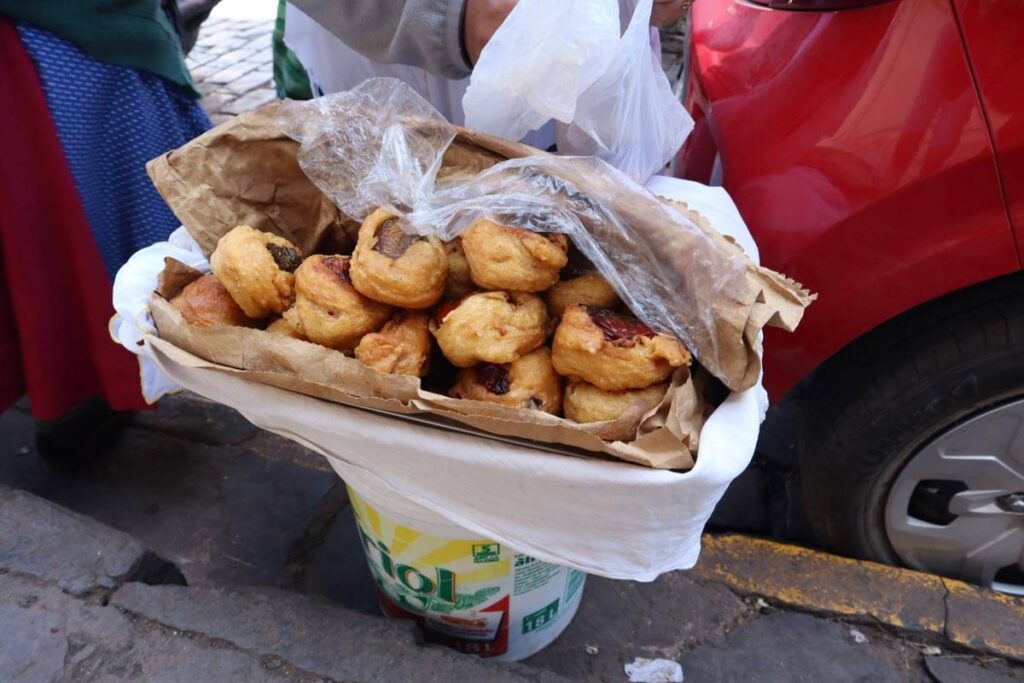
0, 20, 211, 419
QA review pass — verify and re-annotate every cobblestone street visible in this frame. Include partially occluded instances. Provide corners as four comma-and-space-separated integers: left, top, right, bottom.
188, 13, 276, 125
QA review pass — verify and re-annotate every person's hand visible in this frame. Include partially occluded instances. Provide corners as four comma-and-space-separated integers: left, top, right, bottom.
651, 0, 692, 28
464, 0, 519, 65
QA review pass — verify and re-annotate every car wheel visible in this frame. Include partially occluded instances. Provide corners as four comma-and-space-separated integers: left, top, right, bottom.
799, 275, 1024, 592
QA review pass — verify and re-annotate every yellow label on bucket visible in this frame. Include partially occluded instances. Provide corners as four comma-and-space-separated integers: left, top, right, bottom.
348, 487, 585, 660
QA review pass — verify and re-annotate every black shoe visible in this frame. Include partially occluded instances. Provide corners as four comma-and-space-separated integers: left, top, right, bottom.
34, 397, 131, 471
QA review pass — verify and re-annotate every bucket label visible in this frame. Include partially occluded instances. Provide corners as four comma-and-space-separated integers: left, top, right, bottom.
522, 599, 559, 634
472, 543, 501, 563
348, 487, 585, 659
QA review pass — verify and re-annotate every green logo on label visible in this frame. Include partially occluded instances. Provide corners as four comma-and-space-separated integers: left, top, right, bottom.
522, 599, 560, 634
472, 543, 500, 563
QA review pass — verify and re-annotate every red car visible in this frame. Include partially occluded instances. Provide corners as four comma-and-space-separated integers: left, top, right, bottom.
676, 0, 1024, 592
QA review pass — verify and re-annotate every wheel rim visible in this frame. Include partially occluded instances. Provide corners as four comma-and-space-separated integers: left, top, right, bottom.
884, 398, 1024, 594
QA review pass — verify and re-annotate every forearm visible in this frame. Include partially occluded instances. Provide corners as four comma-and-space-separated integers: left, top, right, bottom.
288, 0, 471, 79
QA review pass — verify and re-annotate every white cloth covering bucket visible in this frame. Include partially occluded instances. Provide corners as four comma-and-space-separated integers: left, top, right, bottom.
340, 472, 586, 662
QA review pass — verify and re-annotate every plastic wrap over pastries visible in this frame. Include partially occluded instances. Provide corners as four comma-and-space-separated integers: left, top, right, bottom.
145, 79, 814, 468
264, 80, 811, 392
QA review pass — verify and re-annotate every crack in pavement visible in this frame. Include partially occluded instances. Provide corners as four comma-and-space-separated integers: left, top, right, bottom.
113, 607, 340, 682
939, 578, 953, 643
279, 481, 350, 590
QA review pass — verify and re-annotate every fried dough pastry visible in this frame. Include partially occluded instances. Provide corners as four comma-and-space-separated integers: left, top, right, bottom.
460, 219, 568, 292
432, 291, 548, 367
292, 255, 393, 350
443, 238, 475, 300
350, 208, 447, 308
546, 273, 619, 319
209, 225, 302, 319
170, 274, 257, 327
354, 311, 432, 377
544, 245, 619, 318
563, 380, 669, 425
450, 347, 562, 414
265, 311, 305, 340
552, 305, 691, 391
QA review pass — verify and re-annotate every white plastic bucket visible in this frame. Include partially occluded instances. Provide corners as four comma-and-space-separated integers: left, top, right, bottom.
346, 482, 586, 661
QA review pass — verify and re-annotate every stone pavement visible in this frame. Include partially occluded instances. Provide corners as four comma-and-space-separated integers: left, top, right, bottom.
187, 14, 277, 126
2, 395, 1023, 682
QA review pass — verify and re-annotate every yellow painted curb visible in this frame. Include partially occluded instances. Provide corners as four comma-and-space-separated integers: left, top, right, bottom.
943, 578, 1024, 660
689, 534, 1024, 662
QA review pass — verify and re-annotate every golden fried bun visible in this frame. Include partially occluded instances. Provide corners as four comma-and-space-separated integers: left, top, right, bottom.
171, 274, 257, 327
432, 291, 548, 367
293, 255, 393, 350
265, 312, 305, 340
450, 347, 562, 414
551, 305, 691, 391
355, 311, 432, 377
443, 238, 475, 300
350, 208, 448, 308
545, 273, 619, 319
460, 219, 569, 292
209, 225, 302, 319
563, 380, 668, 424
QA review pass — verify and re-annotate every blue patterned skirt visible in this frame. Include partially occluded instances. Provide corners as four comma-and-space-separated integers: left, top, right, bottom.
17, 24, 211, 277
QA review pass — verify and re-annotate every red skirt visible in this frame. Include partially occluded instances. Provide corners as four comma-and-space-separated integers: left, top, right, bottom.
0, 20, 148, 420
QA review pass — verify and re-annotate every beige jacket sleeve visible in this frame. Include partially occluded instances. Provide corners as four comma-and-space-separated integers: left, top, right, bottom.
287, 0, 472, 79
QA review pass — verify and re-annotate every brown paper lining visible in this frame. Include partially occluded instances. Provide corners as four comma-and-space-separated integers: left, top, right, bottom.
151, 287, 700, 469
144, 100, 814, 469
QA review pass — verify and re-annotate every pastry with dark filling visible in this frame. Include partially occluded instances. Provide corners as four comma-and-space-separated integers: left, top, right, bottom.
551, 305, 690, 391
350, 208, 447, 308
450, 347, 562, 414
292, 255, 393, 350
209, 225, 303, 318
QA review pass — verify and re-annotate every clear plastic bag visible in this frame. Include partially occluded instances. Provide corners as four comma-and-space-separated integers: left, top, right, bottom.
555, 0, 694, 181
279, 79, 751, 387
462, 0, 620, 144
463, 0, 693, 182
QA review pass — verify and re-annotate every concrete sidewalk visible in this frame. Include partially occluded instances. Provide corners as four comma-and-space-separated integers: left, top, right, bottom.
2, 395, 1022, 682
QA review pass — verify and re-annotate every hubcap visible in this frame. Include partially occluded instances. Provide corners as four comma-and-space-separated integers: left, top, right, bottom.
884, 398, 1024, 594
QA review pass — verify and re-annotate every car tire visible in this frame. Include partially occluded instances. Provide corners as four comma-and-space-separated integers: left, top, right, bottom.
799, 274, 1024, 582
